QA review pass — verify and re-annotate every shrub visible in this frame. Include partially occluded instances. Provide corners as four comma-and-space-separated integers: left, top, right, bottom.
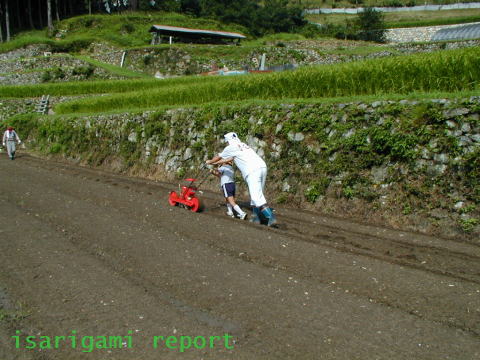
51, 38, 93, 53
304, 178, 330, 203
356, 7, 387, 43
383, 0, 403, 6
299, 23, 323, 39
143, 54, 154, 66
41, 71, 53, 82
72, 65, 95, 78
459, 218, 479, 233
121, 23, 136, 34
53, 67, 66, 79
49, 143, 63, 154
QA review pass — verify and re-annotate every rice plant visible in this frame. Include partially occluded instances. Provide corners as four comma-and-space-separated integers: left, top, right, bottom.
34, 46, 480, 114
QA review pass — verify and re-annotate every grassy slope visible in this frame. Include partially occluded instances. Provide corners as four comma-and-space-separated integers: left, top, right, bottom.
1, 10, 478, 237
48, 46, 480, 114
3, 7, 478, 55
0, 12, 249, 54
2, 12, 479, 116
299, 0, 479, 9
73, 55, 150, 78
306, 8, 480, 28
2, 46, 479, 114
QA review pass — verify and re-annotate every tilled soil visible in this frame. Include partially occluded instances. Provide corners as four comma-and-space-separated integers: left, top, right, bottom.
0, 153, 479, 360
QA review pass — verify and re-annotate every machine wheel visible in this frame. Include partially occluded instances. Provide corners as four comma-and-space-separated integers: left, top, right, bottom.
189, 197, 202, 212
168, 191, 179, 206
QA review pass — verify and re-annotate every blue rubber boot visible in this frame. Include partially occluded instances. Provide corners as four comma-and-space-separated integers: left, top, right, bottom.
261, 207, 277, 227
250, 207, 261, 224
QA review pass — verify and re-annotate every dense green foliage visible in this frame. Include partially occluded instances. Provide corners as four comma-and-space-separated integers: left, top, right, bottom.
51, 47, 480, 114
0, 13, 249, 53
1, 1, 307, 45
0, 34, 95, 54
355, 7, 386, 42
331, 7, 387, 42
187, 0, 306, 36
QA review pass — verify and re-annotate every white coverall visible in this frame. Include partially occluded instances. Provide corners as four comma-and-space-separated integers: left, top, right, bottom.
3, 129, 21, 159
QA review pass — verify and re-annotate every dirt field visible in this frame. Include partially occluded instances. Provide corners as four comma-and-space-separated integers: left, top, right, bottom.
0, 153, 479, 360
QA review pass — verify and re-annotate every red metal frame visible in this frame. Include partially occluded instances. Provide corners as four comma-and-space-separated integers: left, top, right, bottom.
168, 178, 202, 212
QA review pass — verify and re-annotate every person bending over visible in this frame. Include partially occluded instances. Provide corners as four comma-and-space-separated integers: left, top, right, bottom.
206, 132, 276, 226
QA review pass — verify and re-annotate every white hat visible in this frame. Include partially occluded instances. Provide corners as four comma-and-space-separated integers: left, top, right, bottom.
224, 132, 240, 144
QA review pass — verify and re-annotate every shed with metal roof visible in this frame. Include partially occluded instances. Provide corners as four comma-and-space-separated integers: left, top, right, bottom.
149, 25, 246, 44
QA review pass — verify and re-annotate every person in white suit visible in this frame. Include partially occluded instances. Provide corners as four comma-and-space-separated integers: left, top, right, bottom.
206, 132, 276, 226
2, 127, 21, 160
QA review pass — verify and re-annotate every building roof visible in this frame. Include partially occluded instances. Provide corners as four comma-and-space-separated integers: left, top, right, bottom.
431, 22, 480, 42
149, 25, 246, 40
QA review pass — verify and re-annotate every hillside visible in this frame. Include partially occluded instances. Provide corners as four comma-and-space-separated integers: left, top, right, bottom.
1, 9, 480, 360
0, 12, 479, 240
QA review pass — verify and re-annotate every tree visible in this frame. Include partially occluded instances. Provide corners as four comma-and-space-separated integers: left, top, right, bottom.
259, 0, 306, 34
356, 6, 386, 43
0, 3, 3, 42
47, 0, 53, 36
198, 0, 306, 37
139, 0, 179, 11
5, 0, 10, 41
27, 0, 34, 29
102, 0, 130, 13
180, 0, 201, 16
55, 0, 60, 22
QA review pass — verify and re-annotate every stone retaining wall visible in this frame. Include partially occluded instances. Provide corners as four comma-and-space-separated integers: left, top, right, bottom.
386, 22, 480, 43
8, 97, 479, 240
2, 38, 480, 82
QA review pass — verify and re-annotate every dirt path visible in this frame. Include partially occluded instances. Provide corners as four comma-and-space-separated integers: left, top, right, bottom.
0, 154, 479, 360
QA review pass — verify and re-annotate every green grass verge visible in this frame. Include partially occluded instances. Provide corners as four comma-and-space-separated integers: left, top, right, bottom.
0, 68, 53, 76
47, 89, 480, 118
307, 8, 480, 28
321, 45, 400, 56
386, 15, 480, 28
73, 55, 150, 78
300, 0, 479, 9
54, 46, 480, 114
0, 75, 220, 98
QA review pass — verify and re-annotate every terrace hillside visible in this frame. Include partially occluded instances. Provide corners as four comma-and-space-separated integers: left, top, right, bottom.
0, 11, 479, 239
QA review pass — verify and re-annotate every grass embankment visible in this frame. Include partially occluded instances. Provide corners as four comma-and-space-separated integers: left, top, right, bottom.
300, 0, 479, 9
73, 55, 149, 78
52, 46, 480, 114
307, 8, 480, 28
0, 76, 220, 98
0, 13, 249, 54
0, 53, 146, 78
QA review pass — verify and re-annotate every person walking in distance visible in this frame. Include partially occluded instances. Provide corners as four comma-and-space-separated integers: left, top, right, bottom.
210, 160, 247, 220
2, 126, 21, 160
206, 132, 277, 226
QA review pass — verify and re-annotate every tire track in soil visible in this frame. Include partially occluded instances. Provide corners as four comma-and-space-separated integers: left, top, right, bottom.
275, 214, 480, 285
20, 154, 480, 285
1, 154, 480, 359
14, 154, 480, 338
